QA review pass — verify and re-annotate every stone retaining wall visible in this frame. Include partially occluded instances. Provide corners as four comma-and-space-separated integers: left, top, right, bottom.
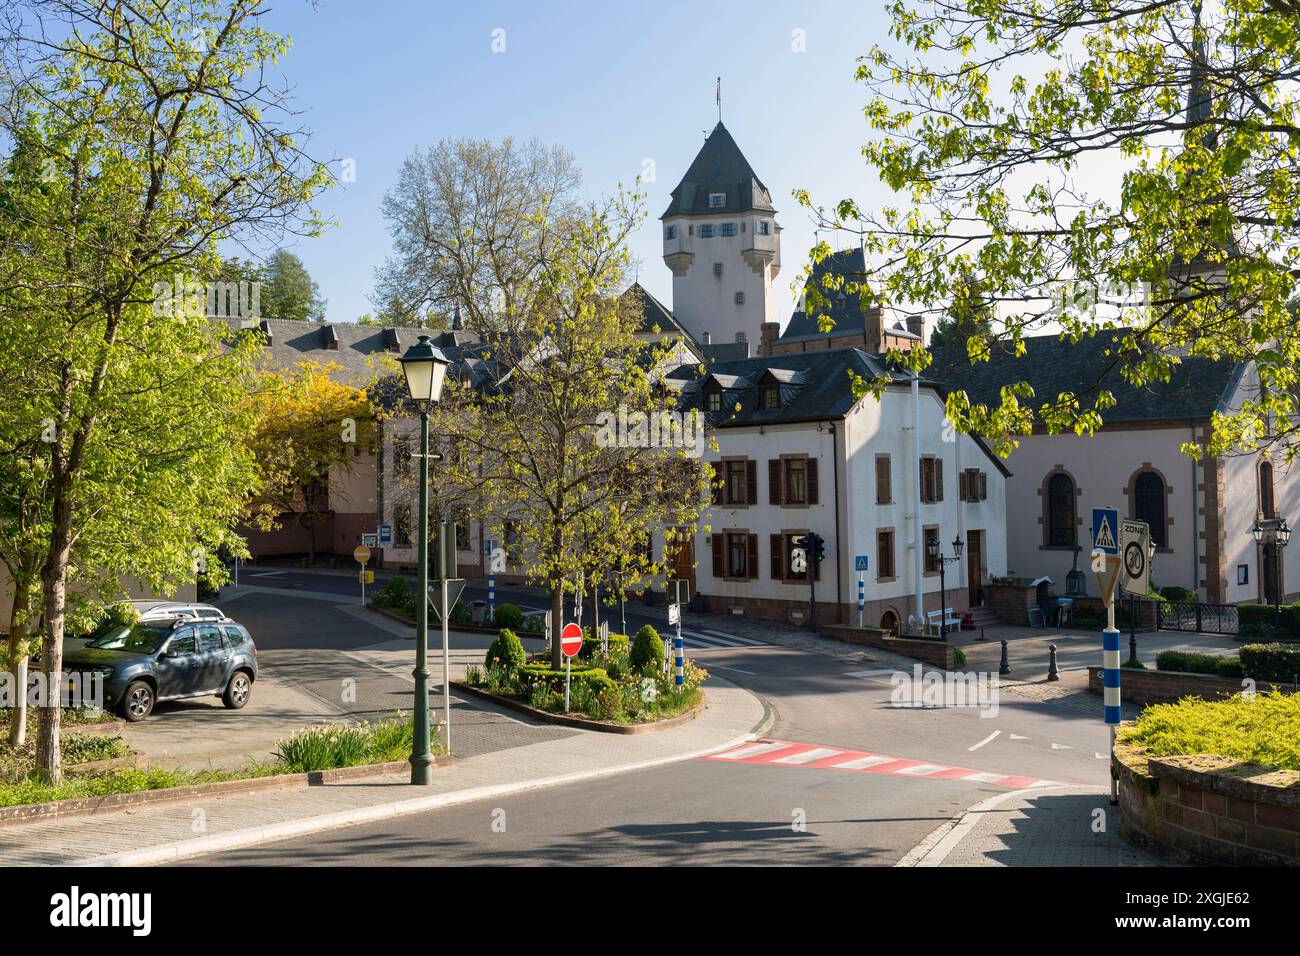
1087, 665, 1297, 706
818, 624, 956, 668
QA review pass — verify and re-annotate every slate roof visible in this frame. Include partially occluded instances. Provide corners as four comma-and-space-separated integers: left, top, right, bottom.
661, 122, 774, 219
780, 247, 918, 345
624, 282, 700, 347
930, 333, 1245, 425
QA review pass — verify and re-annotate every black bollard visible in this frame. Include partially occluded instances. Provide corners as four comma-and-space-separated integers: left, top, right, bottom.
1047, 643, 1060, 682
999, 638, 1011, 676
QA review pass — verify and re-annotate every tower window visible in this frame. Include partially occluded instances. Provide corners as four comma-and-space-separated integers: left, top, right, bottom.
719, 223, 736, 237
709, 193, 726, 208
699, 224, 714, 238
665, 225, 677, 240
713, 262, 723, 278
734, 291, 745, 305
758, 220, 771, 236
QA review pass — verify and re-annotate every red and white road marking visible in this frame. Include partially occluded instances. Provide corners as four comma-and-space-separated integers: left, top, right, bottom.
704, 739, 1061, 790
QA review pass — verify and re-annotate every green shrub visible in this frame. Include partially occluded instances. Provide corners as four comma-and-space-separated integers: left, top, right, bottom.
1239, 643, 1300, 684
630, 625, 665, 675
1238, 604, 1278, 638
1122, 659, 1146, 669
449, 600, 472, 625
1159, 586, 1196, 603
579, 632, 630, 659
1215, 657, 1245, 679
494, 603, 523, 629
1155, 650, 1223, 675
516, 664, 615, 698
273, 715, 431, 772
463, 664, 484, 686
484, 629, 526, 677
1119, 693, 1300, 771
380, 575, 413, 611
951, 648, 966, 668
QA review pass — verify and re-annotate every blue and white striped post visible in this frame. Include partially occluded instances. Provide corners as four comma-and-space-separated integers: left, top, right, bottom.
1103, 625, 1121, 804
857, 576, 865, 628
674, 630, 684, 688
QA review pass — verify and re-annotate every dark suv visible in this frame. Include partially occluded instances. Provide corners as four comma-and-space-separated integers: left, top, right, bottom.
64, 616, 258, 721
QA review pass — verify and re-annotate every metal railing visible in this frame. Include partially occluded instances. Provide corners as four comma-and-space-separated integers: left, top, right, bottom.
1157, 601, 1239, 636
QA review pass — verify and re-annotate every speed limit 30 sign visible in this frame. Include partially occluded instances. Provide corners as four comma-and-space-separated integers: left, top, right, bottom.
1120, 519, 1150, 596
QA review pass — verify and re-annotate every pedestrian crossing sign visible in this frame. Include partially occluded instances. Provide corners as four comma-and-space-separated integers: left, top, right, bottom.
1092, 507, 1119, 555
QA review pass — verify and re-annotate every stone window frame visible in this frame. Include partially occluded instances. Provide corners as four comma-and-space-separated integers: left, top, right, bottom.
875, 454, 892, 505
876, 527, 897, 582
723, 528, 754, 581
1039, 465, 1082, 550
923, 523, 940, 576
1125, 463, 1174, 553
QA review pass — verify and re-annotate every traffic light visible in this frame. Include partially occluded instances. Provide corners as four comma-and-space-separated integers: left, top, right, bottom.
808, 532, 826, 563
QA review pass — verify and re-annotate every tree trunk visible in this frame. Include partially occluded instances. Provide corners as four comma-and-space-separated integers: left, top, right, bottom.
35, 507, 74, 784
549, 584, 564, 669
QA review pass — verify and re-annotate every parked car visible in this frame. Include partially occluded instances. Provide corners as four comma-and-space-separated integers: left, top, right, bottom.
63, 615, 257, 721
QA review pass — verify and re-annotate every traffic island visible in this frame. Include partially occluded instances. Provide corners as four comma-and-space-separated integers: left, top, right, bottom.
451, 680, 705, 734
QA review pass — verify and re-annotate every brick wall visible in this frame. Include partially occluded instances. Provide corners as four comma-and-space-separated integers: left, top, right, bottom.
986, 581, 1039, 625
1087, 666, 1297, 706
1115, 741, 1300, 865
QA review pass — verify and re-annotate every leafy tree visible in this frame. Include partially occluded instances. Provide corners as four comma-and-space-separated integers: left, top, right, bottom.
261, 249, 325, 322
797, 0, 1300, 459
375, 137, 582, 329
0, 0, 329, 780
243, 362, 376, 565
927, 266, 996, 353
427, 189, 712, 668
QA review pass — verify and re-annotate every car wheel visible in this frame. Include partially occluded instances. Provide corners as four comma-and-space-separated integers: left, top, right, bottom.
120, 681, 154, 722
223, 671, 252, 710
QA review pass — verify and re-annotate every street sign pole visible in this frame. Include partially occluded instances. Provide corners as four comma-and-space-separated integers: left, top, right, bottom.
487, 538, 496, 620
857, 575, 865, 628
441, 521, 451, 755
1093, 506, 1122, 806
675, 613, 684, 688
565, 654, 571, 712
354, 545, 371, 607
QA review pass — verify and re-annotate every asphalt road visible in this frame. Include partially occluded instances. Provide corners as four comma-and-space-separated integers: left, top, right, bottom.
193, 582, 1118, 865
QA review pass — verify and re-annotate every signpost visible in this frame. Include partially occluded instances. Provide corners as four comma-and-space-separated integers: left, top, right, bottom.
855, 555, 868, 628
1120, 519, 1150, 597
361, 533, 378, 549
378, 523, 393, 549
560, 622, 583, 712
353, 545, 371, 605
1092, 506, 1122, 805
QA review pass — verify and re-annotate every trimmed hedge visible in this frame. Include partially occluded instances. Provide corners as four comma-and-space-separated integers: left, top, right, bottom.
1237, 604, 1300, 639
517, 663, 615, 697
1239, 643, 1300, 684
630, 625, 665, 675
1155, 650, 1223, 675
485, 629, 526, 677
578, 631, 630, 659
494, 603, 524, 630
1159, 586, 1196, 603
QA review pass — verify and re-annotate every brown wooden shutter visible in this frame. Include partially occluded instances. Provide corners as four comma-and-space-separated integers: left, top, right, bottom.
876, 456, 891, 504
768, 460, 782, 505
712, 534, 724, 577
806, 458, 819, 504
770, 534, 783, 580
747, 533, 759, 579
936, 459, 944, 501
745, 460, 758, 504
919, 458, 928, 502
979, 471, 988, 501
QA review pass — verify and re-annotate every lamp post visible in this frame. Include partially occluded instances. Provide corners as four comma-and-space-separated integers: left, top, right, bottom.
926, 534, 965, 639
1252, 516, 1291, 624
397, 334, 450, 785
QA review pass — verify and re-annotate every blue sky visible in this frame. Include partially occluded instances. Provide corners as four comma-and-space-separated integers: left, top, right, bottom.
252, 0, 895, 327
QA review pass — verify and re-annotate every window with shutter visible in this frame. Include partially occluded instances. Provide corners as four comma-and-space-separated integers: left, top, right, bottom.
876, 529, 895, 578
768, 460, 782, 505
727, 532, 747, 577
935, 459, 943, 501
711, 462, 724, 505
745, 460, 758, 505
959, 469, 970, 501
978, 471, 987, 501
807, 458, 819, 504
784, 457, 806, 504
712, 535, 724, 577
747, 533, 759, 579
770, 534, 783, 579
876, 456, 891, 504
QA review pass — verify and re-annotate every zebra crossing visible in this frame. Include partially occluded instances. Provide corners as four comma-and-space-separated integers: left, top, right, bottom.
703, 739, 1062, 790
674, 627, 770, 650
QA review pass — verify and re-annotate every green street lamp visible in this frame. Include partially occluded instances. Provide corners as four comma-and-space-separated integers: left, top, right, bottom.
397, 334, 451, 785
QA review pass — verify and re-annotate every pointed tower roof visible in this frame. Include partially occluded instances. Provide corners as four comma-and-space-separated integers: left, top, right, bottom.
661, 122, 774, 219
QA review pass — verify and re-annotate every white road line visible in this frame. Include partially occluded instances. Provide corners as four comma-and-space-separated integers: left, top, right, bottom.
1051, 742, 1072, 750
967, 730, 1001, 752
845, 669, 900, 680
831, 755, 898, 770
246, 571, 285, 578
895, 764, 946, 776
1009, 734, 1029, 740
712, 741, 793, 761
708, 663, 757, 676
960, 772, 1005, 784
772, 747, 843, 765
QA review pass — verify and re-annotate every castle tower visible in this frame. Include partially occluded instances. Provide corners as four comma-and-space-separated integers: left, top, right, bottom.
661, 122, 780, 349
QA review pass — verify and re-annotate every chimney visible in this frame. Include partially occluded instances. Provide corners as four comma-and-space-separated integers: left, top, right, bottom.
864, 304, 884, 354
759, 322, 779, 356
905, 315, 925, 343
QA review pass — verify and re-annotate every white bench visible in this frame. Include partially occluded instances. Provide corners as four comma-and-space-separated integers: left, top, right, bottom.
926, 608, 961, 636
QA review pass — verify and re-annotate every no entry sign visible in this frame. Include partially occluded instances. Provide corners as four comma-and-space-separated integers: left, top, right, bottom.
560, 622, 583, 658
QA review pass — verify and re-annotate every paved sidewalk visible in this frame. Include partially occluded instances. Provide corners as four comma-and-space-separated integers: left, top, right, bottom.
900, 784, 1164, 867
0, 676, 767, 867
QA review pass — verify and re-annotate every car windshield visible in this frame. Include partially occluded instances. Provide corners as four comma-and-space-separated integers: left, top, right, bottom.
86, 623, 172, 653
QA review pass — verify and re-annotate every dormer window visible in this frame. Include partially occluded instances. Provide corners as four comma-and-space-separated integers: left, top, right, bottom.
709, 192, 726, 208
760, 382, 779, 410
705, 386, 722, 414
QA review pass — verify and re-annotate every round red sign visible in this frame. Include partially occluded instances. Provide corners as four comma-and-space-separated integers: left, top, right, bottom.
560, 622, 583, 658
